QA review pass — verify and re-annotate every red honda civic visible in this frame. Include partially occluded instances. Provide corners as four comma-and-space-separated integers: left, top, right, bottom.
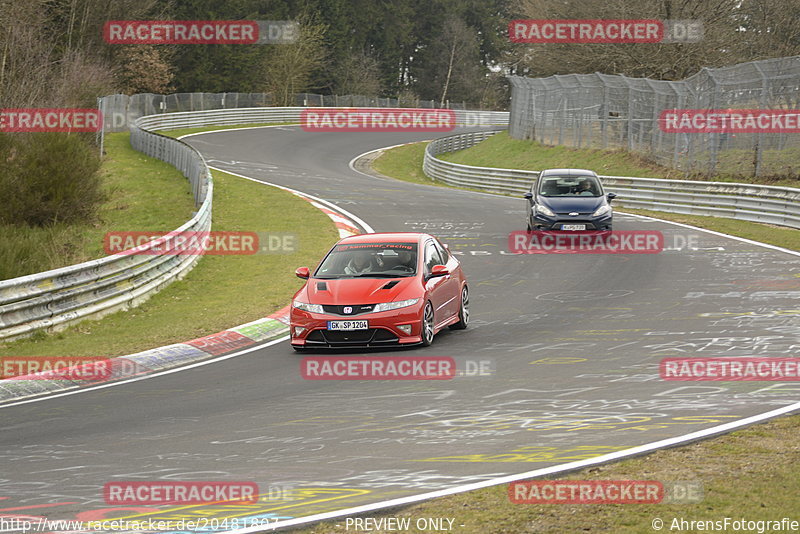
290, 232, 469, 350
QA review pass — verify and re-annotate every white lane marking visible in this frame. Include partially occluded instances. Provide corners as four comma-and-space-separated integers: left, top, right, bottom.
0, 336, 289, 409
620, 211, 800, 258
177, 124, 300, 140
207, 166, 375, 233
225, 399, 800, 534
347, 141, 430, 184
348, 139, 522, 200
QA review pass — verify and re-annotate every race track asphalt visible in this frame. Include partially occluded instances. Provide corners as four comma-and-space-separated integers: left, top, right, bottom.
2, 126, 798, 528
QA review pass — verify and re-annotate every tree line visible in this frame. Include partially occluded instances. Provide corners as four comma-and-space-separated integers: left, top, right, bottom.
1, 0, 797, 111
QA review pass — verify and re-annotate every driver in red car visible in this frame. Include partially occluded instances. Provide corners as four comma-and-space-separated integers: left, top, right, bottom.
396, 249, 415, 271
344, 249, 375, 275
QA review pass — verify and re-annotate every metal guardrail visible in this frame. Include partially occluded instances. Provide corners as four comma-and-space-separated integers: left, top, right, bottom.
98, 92, 489, 133
131, 107, 510, 131
423, 131, 800, 229
0, 118, 213, 341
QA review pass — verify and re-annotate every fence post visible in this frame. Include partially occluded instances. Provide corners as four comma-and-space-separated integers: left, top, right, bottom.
753, 62, 768, 178
707, 69, 720, 176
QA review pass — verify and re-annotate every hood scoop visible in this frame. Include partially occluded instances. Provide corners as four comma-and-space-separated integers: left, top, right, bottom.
381, 280, 400, 290
316, 281, 328, 291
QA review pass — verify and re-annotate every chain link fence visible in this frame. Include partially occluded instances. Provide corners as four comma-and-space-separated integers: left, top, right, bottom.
509, 56, 800, 178
99, 92, 468, 133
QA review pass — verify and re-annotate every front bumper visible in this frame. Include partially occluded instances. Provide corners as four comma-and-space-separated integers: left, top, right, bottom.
290, 305, 423, 348
530, 212, 613, 231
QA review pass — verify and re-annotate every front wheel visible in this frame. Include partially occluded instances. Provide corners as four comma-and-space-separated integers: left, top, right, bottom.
449, 285, 469, 330
420, 301, 435, 346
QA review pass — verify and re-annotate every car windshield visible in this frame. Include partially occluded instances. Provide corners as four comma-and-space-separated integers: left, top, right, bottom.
539, 176, 602, 197
314, 242, 418, 279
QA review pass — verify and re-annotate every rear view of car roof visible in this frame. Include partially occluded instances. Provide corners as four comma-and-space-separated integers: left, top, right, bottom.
540, 168, 598, 177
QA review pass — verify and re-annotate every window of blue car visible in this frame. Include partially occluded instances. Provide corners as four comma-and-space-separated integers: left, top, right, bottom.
539, 176, 601, 197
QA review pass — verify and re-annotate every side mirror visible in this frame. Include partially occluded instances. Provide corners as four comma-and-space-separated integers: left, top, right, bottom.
295, 267, 310, 279
523, 192, 533, 200
429, 265, 450, 278
607, 192, 617, 202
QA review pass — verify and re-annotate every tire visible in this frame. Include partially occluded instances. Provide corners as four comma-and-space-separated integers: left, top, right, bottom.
526, 219, 532, 232
449, 285, 469, 330
420, 301, 435, 346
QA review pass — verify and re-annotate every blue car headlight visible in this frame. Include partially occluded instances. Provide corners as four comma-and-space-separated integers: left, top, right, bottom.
372, 298, 419, 313
534, 204, 555, 217
292, 300, 324, 313
592, 204, 612, 217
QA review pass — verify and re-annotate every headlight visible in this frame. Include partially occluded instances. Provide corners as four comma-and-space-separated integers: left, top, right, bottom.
292, 300, 324, 313
592, 204, 611, 217
372, 298, 419, 313
535, 204, 555, 217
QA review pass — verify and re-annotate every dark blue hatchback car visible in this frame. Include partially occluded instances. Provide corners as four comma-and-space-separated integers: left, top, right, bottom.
524, 169, 617, 231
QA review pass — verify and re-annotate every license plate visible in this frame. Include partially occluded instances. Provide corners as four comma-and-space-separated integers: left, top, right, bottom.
561, 224, 586, 231
327, 320, 369, 331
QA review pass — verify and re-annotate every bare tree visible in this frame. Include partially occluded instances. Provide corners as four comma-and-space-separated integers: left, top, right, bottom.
115, 45, 174, 95
332, 50, 383, 96
509, 0, 745, 80
439, 15, 481, 104
0, 0, 163, 107
262, 14, 328, 106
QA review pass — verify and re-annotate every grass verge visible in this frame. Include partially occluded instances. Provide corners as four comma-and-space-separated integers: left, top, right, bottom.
370, 142, 434, 186
295, 414, 800, 533
437, 131, 800, 188
0, 132, 193, 279
0, 143, 338, 358
623, 209, 800, 252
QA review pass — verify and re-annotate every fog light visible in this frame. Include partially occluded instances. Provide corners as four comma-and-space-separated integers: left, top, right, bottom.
293, 326, 307, 337
397, 324, 412, 335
